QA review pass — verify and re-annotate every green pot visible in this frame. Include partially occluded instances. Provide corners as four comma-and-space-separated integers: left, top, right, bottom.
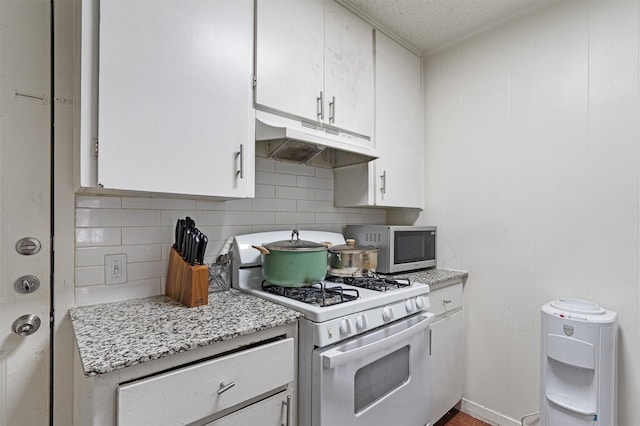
252, 230, 329, 287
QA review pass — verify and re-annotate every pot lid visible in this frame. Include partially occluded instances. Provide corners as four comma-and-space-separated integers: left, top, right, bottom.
328, 239, 379, 253
263, 230, 328, 252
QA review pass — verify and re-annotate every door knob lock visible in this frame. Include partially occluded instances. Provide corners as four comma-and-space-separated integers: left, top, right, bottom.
12, 314, 41, 336
14, 275, 40, 294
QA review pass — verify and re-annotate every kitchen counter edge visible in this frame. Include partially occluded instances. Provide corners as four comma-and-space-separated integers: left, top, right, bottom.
392, 268, 468, 291
69, 289, 303, 377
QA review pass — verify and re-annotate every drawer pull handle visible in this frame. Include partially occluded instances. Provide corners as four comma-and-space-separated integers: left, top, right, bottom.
443, 299, 452, 304
282, 394, 291, 426
217, 381, 236, 395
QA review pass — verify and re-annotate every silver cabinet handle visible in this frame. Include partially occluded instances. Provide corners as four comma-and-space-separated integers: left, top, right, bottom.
217, 381, 236, 395
282, 394, 291, 426
329, 96, 336, 123
236, 144, 244, 179
317, 91, 324, 120
443, 299, 452, 304
428, 328, 432, 356
380, 171, 387, 195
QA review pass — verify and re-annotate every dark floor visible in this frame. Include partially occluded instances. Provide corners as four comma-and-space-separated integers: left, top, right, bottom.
434, 409, 491, 426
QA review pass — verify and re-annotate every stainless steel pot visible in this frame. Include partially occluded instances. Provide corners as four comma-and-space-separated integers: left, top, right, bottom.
327, 239, 379, 277
252, 230, 330, 287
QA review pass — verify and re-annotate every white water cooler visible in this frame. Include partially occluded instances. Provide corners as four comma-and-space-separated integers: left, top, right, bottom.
540, 299, 617, 426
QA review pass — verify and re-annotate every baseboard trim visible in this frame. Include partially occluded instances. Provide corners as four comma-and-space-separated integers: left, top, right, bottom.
460, 398, 525, 426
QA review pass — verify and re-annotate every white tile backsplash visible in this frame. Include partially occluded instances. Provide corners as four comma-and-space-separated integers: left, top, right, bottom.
74, 163, 387, 304
75, 227, 122, 247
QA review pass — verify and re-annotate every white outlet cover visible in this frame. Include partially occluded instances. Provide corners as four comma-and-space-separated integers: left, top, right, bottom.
105, 253, 127, 285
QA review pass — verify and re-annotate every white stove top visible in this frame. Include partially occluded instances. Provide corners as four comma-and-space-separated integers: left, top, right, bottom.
231, 230, 431, 323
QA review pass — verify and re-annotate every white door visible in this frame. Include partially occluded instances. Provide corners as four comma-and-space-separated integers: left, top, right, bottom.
0, 1, 52, 425
313, 313, 432, 426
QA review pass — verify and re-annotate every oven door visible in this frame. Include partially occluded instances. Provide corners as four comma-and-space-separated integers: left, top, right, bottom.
312, 312, 434, 426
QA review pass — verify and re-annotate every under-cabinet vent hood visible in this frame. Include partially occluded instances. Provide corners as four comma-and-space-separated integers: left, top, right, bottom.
255, 110, 378, 167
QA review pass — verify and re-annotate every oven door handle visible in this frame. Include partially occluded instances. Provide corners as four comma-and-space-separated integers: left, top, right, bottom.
322, 313, 434, 369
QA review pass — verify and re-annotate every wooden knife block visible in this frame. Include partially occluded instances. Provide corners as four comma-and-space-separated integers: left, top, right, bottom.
166, 247, 208, 307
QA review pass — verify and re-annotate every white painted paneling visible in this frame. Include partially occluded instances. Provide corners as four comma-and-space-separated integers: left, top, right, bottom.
421, 1, 640, 424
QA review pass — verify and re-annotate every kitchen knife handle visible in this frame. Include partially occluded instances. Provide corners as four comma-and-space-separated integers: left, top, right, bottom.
236, 144, 244, 179
174, 219, 180, 249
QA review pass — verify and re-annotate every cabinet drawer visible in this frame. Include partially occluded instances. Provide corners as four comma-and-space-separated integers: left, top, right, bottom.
118, 338, 294, 426
428, 283, 463, 317
205, 391, 291, 426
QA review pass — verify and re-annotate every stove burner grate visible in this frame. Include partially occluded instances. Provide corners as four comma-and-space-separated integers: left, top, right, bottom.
326, 275, 411, 292
261, 281, 360, 307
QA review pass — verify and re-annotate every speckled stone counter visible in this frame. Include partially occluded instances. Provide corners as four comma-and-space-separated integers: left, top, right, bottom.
69, 289, 303, 377
391, 268, 468, 291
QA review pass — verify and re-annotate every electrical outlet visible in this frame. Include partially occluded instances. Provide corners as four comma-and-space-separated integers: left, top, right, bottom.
105, 253, 127, 285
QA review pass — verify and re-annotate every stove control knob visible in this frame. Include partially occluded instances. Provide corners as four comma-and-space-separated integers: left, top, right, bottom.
415, 296, 427, 310
405, 299, 416, 313
356, 315, 367, 331
382, 307, 393, 322
339, 318, 353, 336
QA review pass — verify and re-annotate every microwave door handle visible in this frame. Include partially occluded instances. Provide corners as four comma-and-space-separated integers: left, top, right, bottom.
321, 313, 434, 369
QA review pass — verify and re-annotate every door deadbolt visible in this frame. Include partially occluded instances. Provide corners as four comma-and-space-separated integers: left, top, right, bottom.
15, 237, 41, 255
12, 314, 41, 336
14, 275, 40, 294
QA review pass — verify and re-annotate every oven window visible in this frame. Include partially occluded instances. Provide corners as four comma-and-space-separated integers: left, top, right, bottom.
353, 346, 410, 413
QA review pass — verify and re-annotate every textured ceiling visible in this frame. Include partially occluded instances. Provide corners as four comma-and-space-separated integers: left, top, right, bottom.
341, 0, 553, 54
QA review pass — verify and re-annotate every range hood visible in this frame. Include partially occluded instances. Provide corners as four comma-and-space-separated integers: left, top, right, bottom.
255, 110, 378, 167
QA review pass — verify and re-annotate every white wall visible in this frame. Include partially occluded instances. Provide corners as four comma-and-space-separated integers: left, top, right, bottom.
421, 1, 639, 424
73, 146, 386, 306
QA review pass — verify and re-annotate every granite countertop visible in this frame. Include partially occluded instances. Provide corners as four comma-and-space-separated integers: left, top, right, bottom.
69, 289, 303, 377
391, 268, 468, 291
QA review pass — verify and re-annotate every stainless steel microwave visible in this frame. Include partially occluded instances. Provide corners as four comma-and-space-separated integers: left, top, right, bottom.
345, 225, 437, 273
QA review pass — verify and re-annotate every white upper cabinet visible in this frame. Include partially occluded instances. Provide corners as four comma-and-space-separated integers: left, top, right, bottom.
335, 31, 423, 208
255, 0, 373, 138
80, 0, 255, 198
323, 0, 374, 136
255, 0, 324, 124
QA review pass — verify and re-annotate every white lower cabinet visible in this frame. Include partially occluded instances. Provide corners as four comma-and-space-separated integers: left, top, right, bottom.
429, 283, 464, 425
74, 324, 298, 426
118, 338, 294, 426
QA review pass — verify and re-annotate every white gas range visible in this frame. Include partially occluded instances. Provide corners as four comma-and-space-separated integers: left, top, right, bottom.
231, 230, 435, 426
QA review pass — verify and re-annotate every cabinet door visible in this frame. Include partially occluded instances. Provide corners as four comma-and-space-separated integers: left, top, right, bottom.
255, 0, 324, 123
373, 31, 423, 208
324, 0, 373, 137
98, 0, 255, 198
205, 392, 293, 426
429, 310, 463, 425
